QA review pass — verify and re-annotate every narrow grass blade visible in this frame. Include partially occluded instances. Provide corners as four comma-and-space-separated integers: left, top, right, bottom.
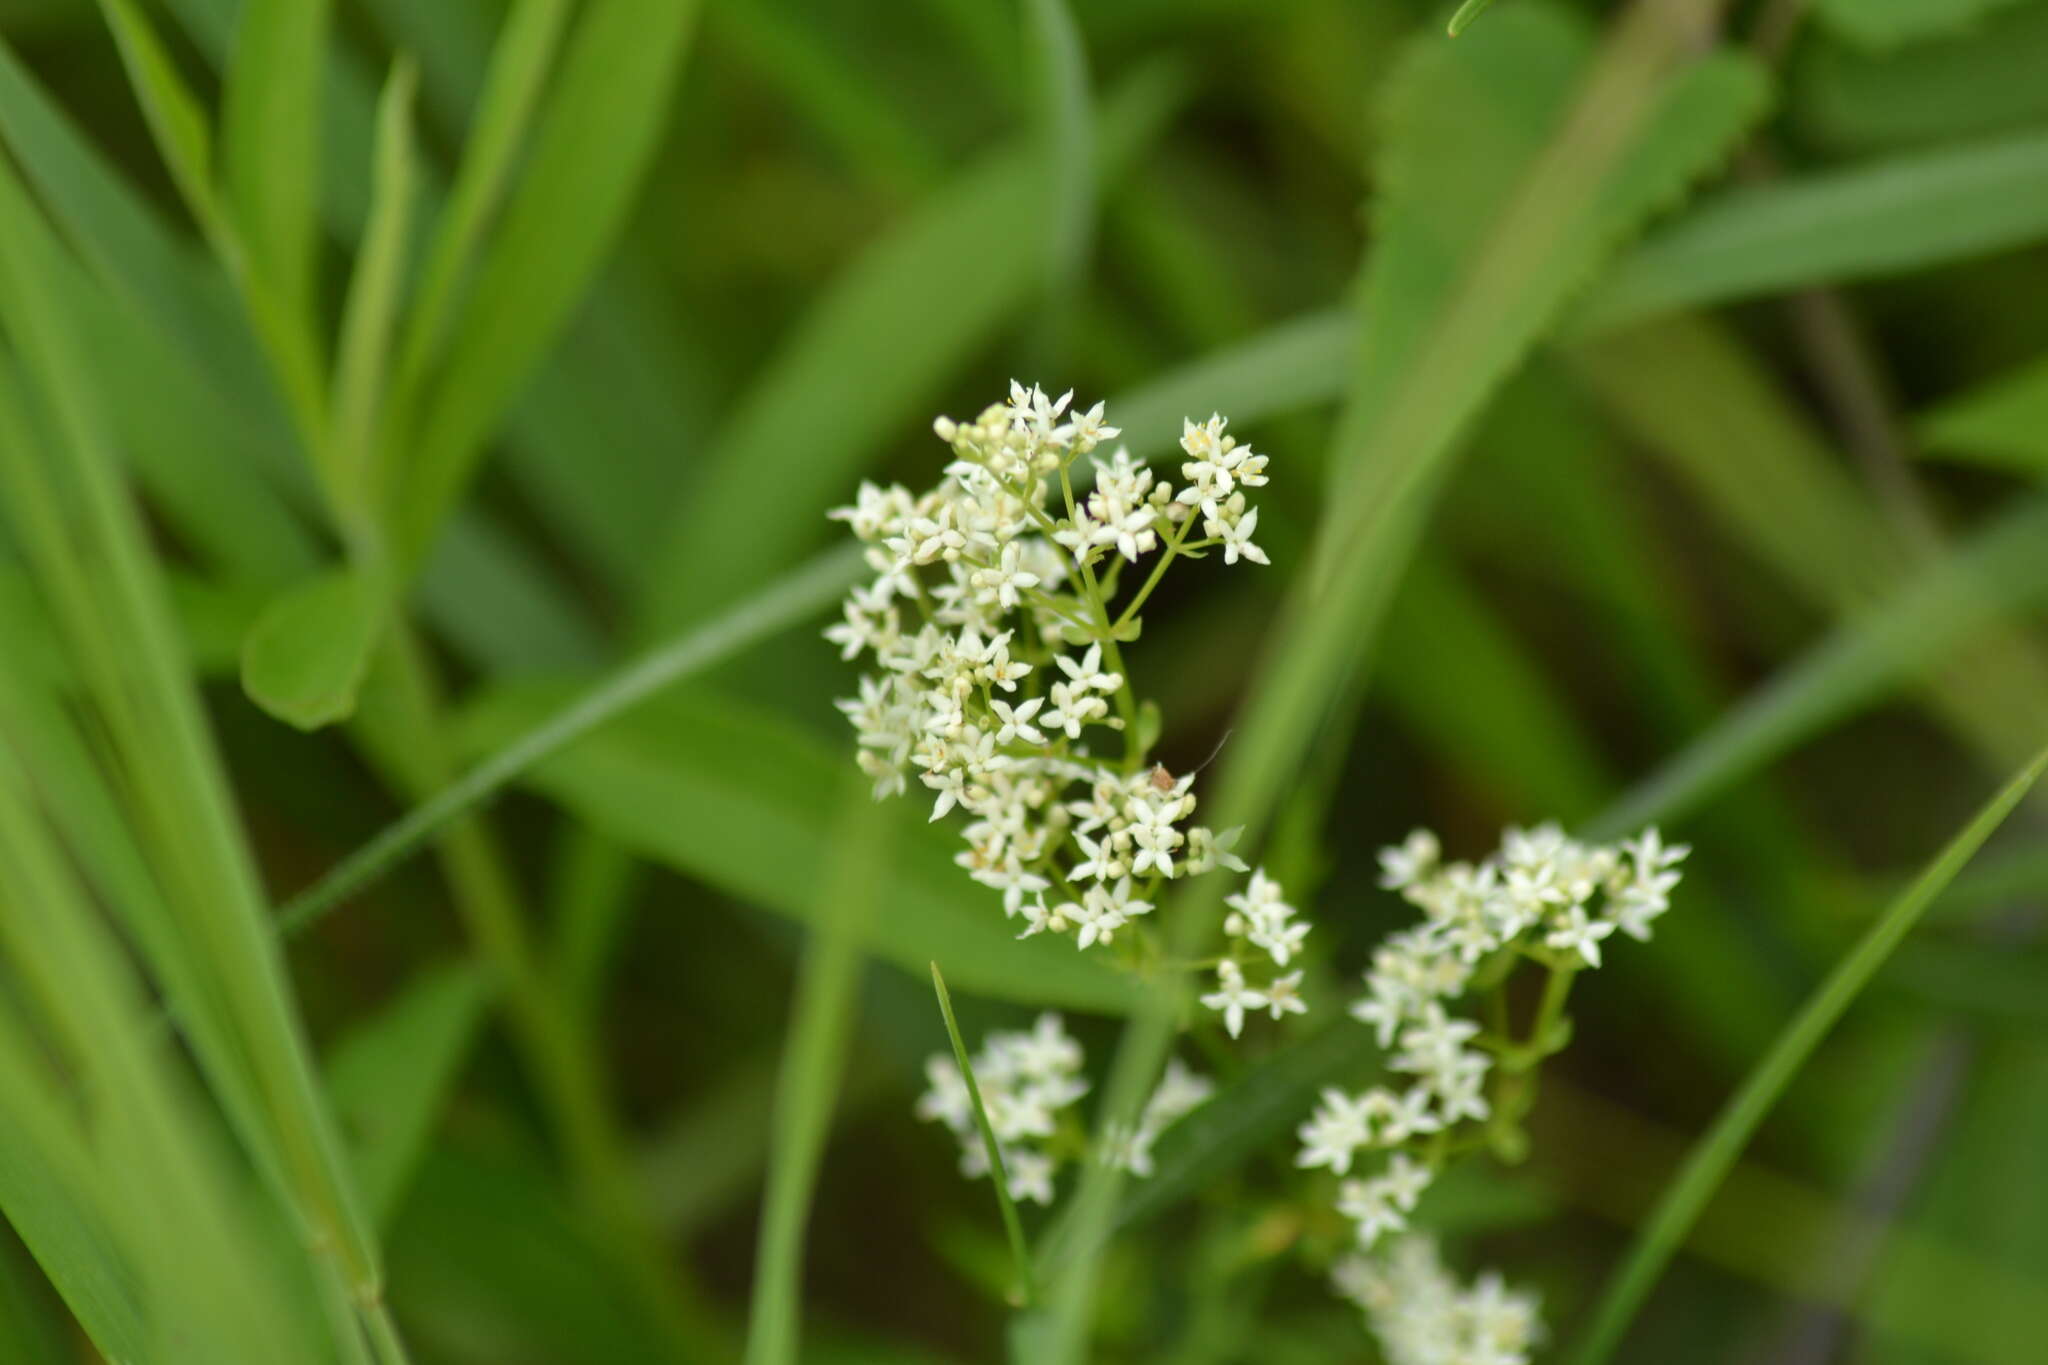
278, 544, 861, 933
221, 0, 329, 329
391, 0, 572, 409
396, 0, 702, 561
1918, 351, 2048, 474
930, 963, 1036, 1309
333, 57, 420, 518
745, 787, 889, 1365
1812, 0, 2026, 49
1573, 129, 2048, 336
1567, 746, 2048, 1365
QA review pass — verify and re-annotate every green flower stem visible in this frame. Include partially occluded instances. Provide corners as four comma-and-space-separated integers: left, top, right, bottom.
931, 963, 1038, 1308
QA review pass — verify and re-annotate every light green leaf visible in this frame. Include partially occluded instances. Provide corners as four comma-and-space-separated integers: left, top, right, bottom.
454, 682, 1140, 1015
397, 0, 703, 561
325, 960, 490, 1228
1918, 352, 2048, 474
241, 566, 386, 731
332, 57, 419, 517
1568, 746, 2048, 1364
221, 0, 329, 324
1574, 129, 2048, 336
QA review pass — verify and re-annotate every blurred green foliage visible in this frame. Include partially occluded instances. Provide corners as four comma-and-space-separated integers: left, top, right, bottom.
1, 0, 2048, 1361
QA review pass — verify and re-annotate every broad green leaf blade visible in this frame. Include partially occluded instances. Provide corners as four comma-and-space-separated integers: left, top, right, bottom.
454, 682, 1139, 1014
1812, 0, 2031, 50
325, 960, 490, 1228
221, 0, 329, 326
640, 66, 1186, 636
396, 0, 703, 561
1593, 499, 2048, 836
1573, 130, 2048, 336
1567, 746, 2048, 1365
240, 567, 386, 731
332, 58, 420, 517
1918, 352, 2048, 474
746, 791, 889, 1364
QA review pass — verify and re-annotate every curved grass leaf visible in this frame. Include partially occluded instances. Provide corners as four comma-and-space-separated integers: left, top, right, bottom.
1568, 746, 2048, 1365
1573, 129, 2048, 335
1918, 351, 2048, 475
396, 0, 703, 561
1791, 3, 2048, 153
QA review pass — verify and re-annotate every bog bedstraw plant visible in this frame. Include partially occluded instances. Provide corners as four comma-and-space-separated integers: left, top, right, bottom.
829, 388, 1691, 1360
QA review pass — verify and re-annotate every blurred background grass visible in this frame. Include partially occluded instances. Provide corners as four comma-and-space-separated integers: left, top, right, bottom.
2, 0, 2048, 1361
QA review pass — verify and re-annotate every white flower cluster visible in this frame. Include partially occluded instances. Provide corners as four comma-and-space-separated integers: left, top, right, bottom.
916, 1014, 1089, 1205
1333, 1235, 1542, 1365
1300, 824, 1686, 1253
830, 386, 1300, 1024
916, 1015, 1212, 1203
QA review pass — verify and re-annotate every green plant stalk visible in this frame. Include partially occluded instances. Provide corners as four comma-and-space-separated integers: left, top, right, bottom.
1567, 745, 2048, 1365
361, 625, 703, 1358
745, 788, 888, 1365
931, 963, 1038, 1308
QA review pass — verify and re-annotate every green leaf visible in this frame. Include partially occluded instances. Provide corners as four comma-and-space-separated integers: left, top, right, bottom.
90, 0, 218, 232
390, 0, 573, 411
1919, 351, 2048, 474
1573, 129, 2048, 336
1446, 0, 1499, 37
240, 566, 386, 731
325, 960, 490, 1228
1594, 498, 2048, 836
221, 0, 329, 325
331, 57, 420, 518
396, 0, 703, 561
454, 681, 1140, 1015
1812, 0, 2032, 50
1106, 308, 1354, 463
1567, 745, 2048, 1365
1023, 0, 1094, 364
